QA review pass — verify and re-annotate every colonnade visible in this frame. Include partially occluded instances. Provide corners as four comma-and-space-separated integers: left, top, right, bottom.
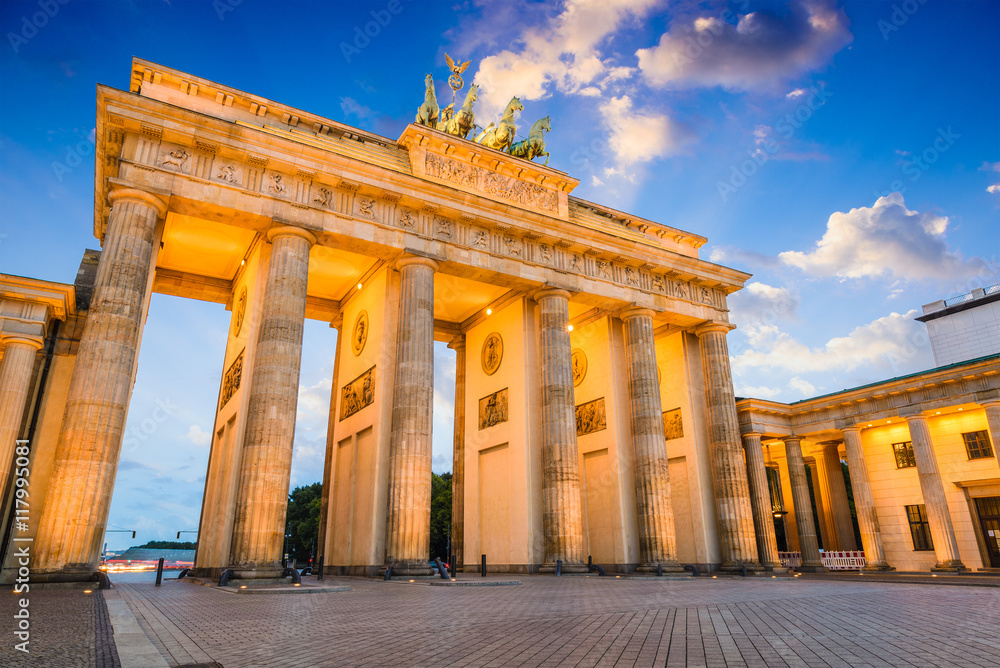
741, 403, 1000, 572
17, 186, 768, 580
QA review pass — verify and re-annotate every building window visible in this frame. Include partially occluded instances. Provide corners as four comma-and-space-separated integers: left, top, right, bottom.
905, 504, 934, 551
962, 430, 994, 460
893, 441, 916, 469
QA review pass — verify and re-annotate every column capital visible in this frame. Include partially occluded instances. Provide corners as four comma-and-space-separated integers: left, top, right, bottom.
741, 431, 764, 440
903, 412, 930, 425
266, 224, 317, 246
533, 287, 572, 303
447, 334, 466, 351
979, 399, 1000, 409
0, 335, 44, 351
782, 435, 802, 444
395, 255, 439, 272
840, 425, 863, 435
694, 320, 735, 338
108, 186, 168, 218
620, 306, 656, 322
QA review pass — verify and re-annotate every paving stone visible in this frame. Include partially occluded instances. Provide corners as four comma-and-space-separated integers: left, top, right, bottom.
4, 575, 1000, 666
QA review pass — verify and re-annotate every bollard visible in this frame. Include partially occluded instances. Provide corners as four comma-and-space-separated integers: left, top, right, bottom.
317, 555, 324, 581
588, 555, 593, 569
481, 554, 486, 577
556, 559, 562, 576
435, 558, 449, 580
657, 563, 663, 577
449, 553, 456, 578
155, 557, 164, 586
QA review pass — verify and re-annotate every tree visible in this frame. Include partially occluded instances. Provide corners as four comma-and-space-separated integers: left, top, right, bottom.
135, 540, 196, 550
429, 472, 452, 561
285, 482, 322, 563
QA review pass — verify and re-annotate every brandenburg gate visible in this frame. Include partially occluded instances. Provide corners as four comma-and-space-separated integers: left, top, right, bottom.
3, 59, 763, 583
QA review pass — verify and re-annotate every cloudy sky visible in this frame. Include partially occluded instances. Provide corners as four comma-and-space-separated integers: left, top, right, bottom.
1, 0, 997, 549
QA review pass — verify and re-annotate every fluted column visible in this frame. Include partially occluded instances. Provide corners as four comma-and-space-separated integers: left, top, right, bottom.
906, 414, 966, 571
449, 336, 466, 572
822, 443, 857, 550
694, 322, 761, 572
386, 256, 437, 575
741, 433, 782, 570
621, 308, 682, 572
784, 437, 825, 571
537, 288, 587, 573
841, 427, 891, 570
228, 226, 316, 578
34, 188, 166, 580
983, 401, 1000, 470
0, 337, 43, 480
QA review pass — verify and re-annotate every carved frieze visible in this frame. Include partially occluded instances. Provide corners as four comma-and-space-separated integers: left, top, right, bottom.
425, 153, 558, 213
356, 196, 377, 219
219, 349, 244, 410
663, 408, 684, 440
479, 388, 509, 430
576, 398, 606, 436
314, 187, 333, 208
398, 209, 416, 229
216, 164, 239, 184
340, 366, 375, 421
160, 148, 190, 171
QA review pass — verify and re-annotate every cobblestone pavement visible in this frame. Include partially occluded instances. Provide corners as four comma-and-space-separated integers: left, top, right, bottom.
1, 588, 119, 668
4, 574, 1000, 667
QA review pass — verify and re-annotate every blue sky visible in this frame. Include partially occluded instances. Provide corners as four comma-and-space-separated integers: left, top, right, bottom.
1, 0, 997, 549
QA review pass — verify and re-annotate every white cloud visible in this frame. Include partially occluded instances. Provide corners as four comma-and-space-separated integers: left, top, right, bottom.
186, 424, 211, 447
732, 310, 931, 375
788, 377, 816, 396
473, 0, 658, 119
786, 88, 807, 99
980, 161, 1000, 193
734, 384, 782, 399
989, 185, 1000, 194
636, 0, 851, 91
728, 282, 799, 327
599, 95, 690, 172
778, 193, 981, 282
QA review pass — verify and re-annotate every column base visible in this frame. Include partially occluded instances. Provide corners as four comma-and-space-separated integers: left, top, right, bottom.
761, 563, 790, 574
636, 562, 686, 574
795, 562, 828, 573
861, 562, 894, 572
931, 561, 969, 573
389, 560, 434, 576
30, 568, 103, 585
540, 561, 589, 574
228, 561, 285, 580
719, 560, 764, 573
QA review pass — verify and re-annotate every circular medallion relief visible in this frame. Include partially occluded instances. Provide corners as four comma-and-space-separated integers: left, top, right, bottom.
571, 348, 588, 387
352, 310, 369, 356
233, 287, 247, 336
481, 333, 503, 376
